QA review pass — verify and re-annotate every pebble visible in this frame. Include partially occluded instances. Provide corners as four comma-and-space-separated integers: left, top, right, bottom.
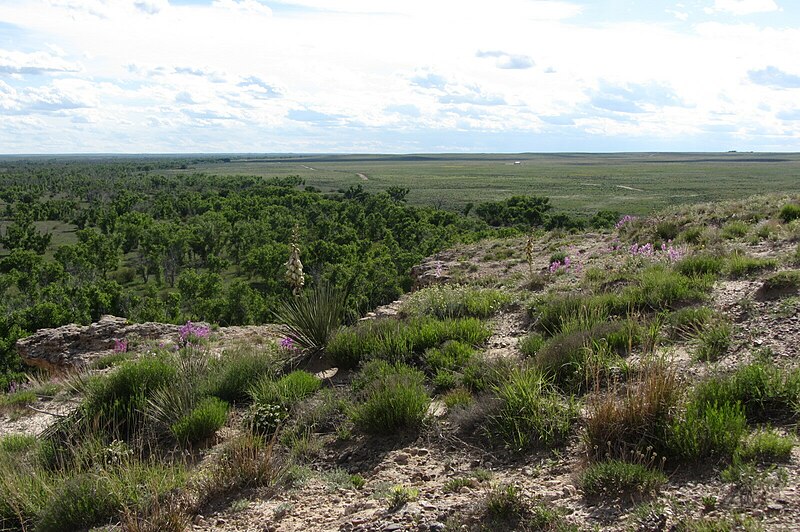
395, 453, 410, 465
428, 523, 446, 531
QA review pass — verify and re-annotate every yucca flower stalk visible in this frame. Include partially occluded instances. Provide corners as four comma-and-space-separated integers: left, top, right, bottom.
285, 225, 305, 297
525, 233, 535, 276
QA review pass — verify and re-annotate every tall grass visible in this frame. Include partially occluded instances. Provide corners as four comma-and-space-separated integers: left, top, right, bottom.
400, 285, 512, 319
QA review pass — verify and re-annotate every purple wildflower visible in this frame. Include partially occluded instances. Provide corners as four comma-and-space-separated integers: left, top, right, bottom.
434, 261, 444, 278
615, 215, 637, 230
280, 337, 296, 351
113, 338, 128, 353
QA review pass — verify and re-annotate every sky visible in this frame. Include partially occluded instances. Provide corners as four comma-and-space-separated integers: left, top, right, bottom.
1, 0, 800, 153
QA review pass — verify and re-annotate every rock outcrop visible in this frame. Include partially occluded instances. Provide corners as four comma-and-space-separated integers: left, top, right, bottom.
15, 315, 180, 373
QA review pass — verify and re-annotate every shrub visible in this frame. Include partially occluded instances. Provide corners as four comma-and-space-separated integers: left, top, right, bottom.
667, 401, 747, 461
678, 226, 704, 245
580, 460, 666, 497
461, 357, 514, 393
351, 362, 429, 434
629, 266, 712, 310
655, 221, 680, 241
487, 368, 578, 451
171, 397, 228, 446
0, 390, 37, 410
206, 346, 280, 403
386, 485, 419, 511
533, 293, 621, 336
443, 387, 473, 409
676, 254, 725, 277
273, 281, 351, 353
400, 285, 512, 319
695, 321, 732, 362
779, 203, 800, 223
36, 474, 121, 532
485, 484, 526, 521
245, 402, 288, 436
737, 429, 794, 463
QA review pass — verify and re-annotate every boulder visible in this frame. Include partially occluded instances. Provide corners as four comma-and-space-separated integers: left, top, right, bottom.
15, 315, 180, 373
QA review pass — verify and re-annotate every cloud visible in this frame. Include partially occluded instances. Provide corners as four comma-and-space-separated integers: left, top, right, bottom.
211, 0, 272, 16
174, 66, 226, 83
237, 76, 281, 97
777, 109, 800, 121
704, 0, 779, 16
439, 92, 506, 106
748, 66, 800, 89
665, 9, 689, 20
0, 49, 81, 76
476, 50, 535, 70
384, 104, 421, 117
175, 91, 196, 104
540, 115, 575, 125
410, 73, 448, 90
588, 81, 684, 114
133, 0, 168, 15
287, 109, 342, 124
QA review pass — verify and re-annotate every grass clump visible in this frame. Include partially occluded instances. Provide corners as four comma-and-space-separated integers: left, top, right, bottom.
206, 346, 279, 403
487, 368, 578, 451
386, 485, 419, 511
424, 340, 476, 373
249, 371, 321, 410
667, 401, 747, 461
675, 254, 725, 277
170, 396, 228, 447
693, 361, 800, 423
485, 484, 526, 521
779, 202, 800, 223
721, 221, 750, 239
737, 429, 794, 463
327, 317, 491, 368
668, 306, 714, 340
36, 473, 121, 532
760, 270, 800, 296
400, 285, 512, 319
351, 361, 430, 435
695, 321, 732, 362
442, 387, 474, 409
726, 253, 777, 278
579, 460, 666, 497
0, 433, 38, 454
584, 360, 681, 461
518, 333, 545, 357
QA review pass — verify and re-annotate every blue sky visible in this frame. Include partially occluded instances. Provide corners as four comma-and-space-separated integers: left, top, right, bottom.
1, 0, 799, 153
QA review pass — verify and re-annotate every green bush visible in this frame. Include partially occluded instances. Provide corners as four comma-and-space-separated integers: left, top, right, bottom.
693, 361, 800, 423
249, 371, 321, 410
630, 266, 712, 310
721, 221, 750, 239
485, 484, 526, 521
779, 203, 800, 223
655, 221, 680, 241
580, 460, 666, 497
443, 387, 474, 409
518, 333, 545, 357
206, 346, 279, 403
171, 397, 228, 446
667, 401, 747, 461
36, 474, 121, 532
82, 356, 177, 438
675, 254, 725, 277
351, 362, 429, 434
424, 341, 475, 373
327, 317, 491, 368
400, 285, 512, 319
678, 226, 704, 245
726, 253, 777, 278
695, 321, 732, 362
487, 368, 578, 451
737, 429, 794, 463
760, 270, 800, 295
0, 434, 37, 454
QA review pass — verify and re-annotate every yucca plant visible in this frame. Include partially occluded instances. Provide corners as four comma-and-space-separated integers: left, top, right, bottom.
273, 281, 352, 355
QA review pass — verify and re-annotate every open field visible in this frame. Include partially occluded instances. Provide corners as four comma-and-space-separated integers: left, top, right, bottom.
175, 152, 800, 215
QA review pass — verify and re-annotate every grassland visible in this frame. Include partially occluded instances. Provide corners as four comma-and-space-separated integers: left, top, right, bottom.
174, 152, 800, 215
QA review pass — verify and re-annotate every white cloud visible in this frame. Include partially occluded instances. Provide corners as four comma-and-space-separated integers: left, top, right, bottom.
705, 0, 779, 16
211, 0, 272, 16
0, 49, 81, 75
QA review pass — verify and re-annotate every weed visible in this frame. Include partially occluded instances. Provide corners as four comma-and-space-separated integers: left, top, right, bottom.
0, 433, 37, 454
206, 346, 280, 403
443, 387, 474, 409
676, 254, 725, 277
425, 340, 476, 373
721, 221, 750, 239
485, 484, 526, 521
726, 253, 777, 279
701, 495, 717, 512
668, 306, 714, 340
249, 370, 321, 411
519, 333, 545, 357
579, 460, 666, 497
36, 473, 121, 532
721, 458, 788, 499
760, 270, 800, 296
443, 477, 477, 493
656, 221, 680, 241
386, 485, 419, 511
90, 352, 133, 370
